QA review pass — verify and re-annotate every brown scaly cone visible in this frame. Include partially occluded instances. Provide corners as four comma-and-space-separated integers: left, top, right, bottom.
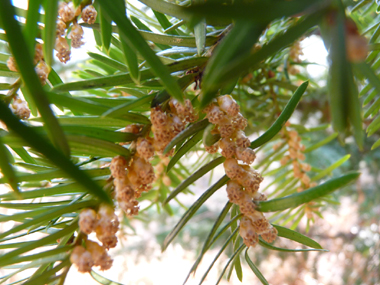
204, 95, 277, 247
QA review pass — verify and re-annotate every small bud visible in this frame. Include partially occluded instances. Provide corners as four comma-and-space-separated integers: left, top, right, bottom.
123, 124, 142, 134
35, 60, 49, 85
98, 204, 117, 222
110, 156, 127, 179
11, 98, 30, 120
205, 143, 219, 154
97, 234, 118, 249
310, 182, 317, 188
240, 165, 263, 188
226, 181, 245, 204
151, 107, 168, 128
287, 139, 298, 149
70, 246, 94, 273
34, 43, 44, 64
234, 130, 250, 148
218, 118, 235, 138
7, 56, 18, 72
130, 157, 155, 185
239, 216, 259, 248
170, 99, 198, 122
59, 2, 75, 22
205, 105, 225, 125
72, 2, 81, 16
232, 113, 248, 130
119, 199, 139, 216
248, 211, 270, 234
293, 166, 303, 179
136, 137, 155, 161
261, 226, 278, 243
301, 163, 311, 172
56, 19, 66, 37
235, 147, 256, 165
169, 114, 186, 134
85, 240, 113, 271
155, 163, 164, 174
224, 158, 245, 180
55, 37, 71, 63
81, 5, 97, 24
68, 23, 84, 48
114, 177, 135, 202
240, 174, 261, 194
297, 152, 306, 161
218, 138, 236, 158
79, 208, 98, 234
289, 147, 297, 159
252, 192, 267, 201
301, 173, 310, 186
239, 194, 257, 217
217, 95, 240, 118
95, 205, 119, 249
280, 155, 290, 166
288, 130, 298, 141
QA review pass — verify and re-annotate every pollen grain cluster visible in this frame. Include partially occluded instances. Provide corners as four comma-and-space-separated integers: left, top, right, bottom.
204, 95, 277, 247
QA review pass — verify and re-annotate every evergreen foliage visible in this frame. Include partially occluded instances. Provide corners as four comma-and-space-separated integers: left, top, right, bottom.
0, 0, 377, 284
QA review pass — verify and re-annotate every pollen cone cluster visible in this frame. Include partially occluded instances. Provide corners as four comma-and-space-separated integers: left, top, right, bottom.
73, 204, 118, 273
288, 40, 303, 75
7, 43, 49, 86
55, 1, 97, 63
276, 123, 316, 190
204, 95, 277, 247
7, 43, 46, 118
110, 99, 198, 214
276, 123, 318, 220
151, 98, 198, 155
